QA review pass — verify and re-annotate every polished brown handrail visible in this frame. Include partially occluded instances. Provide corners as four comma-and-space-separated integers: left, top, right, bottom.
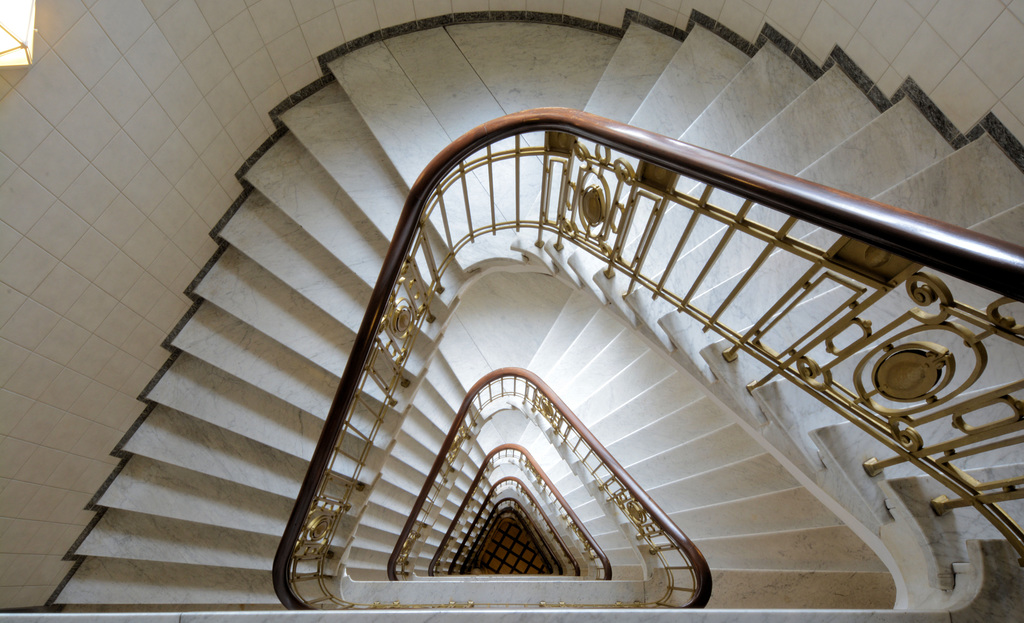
428, 444, 581, 577
273, 108, 1024, 610
450, 477, 569, 576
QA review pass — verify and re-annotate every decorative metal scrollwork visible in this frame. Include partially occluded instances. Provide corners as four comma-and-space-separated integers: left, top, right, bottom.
872, 341, 953, 402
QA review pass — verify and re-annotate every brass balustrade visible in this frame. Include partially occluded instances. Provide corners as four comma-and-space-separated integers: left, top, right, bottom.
274, 108, 1024, 610
427, 444, 584, 578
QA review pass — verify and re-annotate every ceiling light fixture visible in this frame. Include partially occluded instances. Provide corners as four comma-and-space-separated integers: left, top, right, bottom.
0, 0, 36, 67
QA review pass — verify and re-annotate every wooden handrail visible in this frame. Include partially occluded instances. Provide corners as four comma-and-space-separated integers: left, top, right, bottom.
428, 444, 581, 577
274, 108, 1024, 610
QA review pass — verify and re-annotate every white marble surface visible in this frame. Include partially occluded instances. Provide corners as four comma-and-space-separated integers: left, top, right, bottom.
218, 192, 372, 333
122, 405, 305, 499
170, 302, 337, 418
696, 524, 888, 571
447, 23, 617, 114
244, 133, 389, 287
710, 568, 895, 609
572, 351, 674, 426
875, 134, 1024, 229
672, 486, 842, 539
280, 83, 408, 239
542, 310, 625, 394
147, 353, 320, 461
588, 372, 706, 442
96, 456, 291, 536
602, 397, 729, 467
799, 99, 953, 199
75, 508, 277, 570
329, 42, 452, 189
649, 452, 800, 514
172, 611, 949, 622
680, 44, 813, 156
56, 558, 277, 605
734, 66, 879, 174
586, 24, 682, 122
630, 25, 749, 138
194, 247, 354, 377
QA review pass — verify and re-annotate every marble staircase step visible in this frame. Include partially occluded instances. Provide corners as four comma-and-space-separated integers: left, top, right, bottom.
630, 25, 750, 138
694, 524, 888, 572
169, 302, 337, 418
192, 247, 354, 377
586, 372, 706, 442
74, 509, 277, 571
585, 23, 682, 122
648, 452, 801, 513
799, 99, 953, 199
56, 558, 278, 605
145, 353, 321, 461
733, 66, 879, 174
120, 406, 306, 499
599, 397, 731, 467
216, 192, 372, 331
709, 568, 895, 609
670, 486, 843, 539
678, 43, 813, 157
94, 457, 293, 537
446, 22, 617, 114
243, 133, 389, 287
279, 83, 407, 239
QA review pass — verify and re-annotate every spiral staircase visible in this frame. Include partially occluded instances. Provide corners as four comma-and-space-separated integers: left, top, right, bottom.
40, 13, 1024, 619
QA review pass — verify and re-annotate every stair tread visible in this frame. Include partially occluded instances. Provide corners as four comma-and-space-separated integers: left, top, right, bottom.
193, 246, 354, 377
171, 302, 336, 418
147, 353, 320, 461
218, 192, 372, 331
122, 405, 305, 499
631, 25, 750, 138
680, 43, 814, 156
280, 83, 407, 238
586, 23, 682, 122
447, 22, 617, 114
75, 509, 277, 570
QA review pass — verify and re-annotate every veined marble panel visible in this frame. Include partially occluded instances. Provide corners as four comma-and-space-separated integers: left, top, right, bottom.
193, 248, 354, 377
56, 558, 276, 604
446, 23, 617, 114
557, 329, 650, 407
385, 28, 506, 140
709, 568, 896, 609
734, 66, 879, 174
75, 508, 277, 570
602, 398, 730, 467
280, 83, 407, 238
874, 135, 1024, 230
217, 193, 372, 332
170, 303, 338, 418
586, 24, 682, 123
695, 525, 889, 572
630, 25, 749, 138
542, 311, 626, 395
587, 373, 705, 442
329, 42, 452, 189
800, 99, 953, 199
147, 354, 320, 461
243, 133, 388, 287
671, 486, 843, 539
623, 424, 764, 492
648, 453, 800, 514
122, 406, 305, 499
528, 289, 602, 379
95, 457, 291, 536
680, 44, 813, 156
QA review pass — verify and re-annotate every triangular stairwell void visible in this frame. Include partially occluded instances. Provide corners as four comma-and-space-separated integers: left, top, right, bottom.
52, 9, 1024, 618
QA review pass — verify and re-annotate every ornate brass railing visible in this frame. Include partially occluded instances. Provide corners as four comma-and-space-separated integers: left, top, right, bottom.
427, 444, 583, 578
274, 108, 1024, 609
445, 478, 569, 576
461, 495, 562, 575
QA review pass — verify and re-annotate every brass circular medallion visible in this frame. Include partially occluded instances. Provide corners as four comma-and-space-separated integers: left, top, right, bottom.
873, 342, 950, 402
579, 186, 606, 228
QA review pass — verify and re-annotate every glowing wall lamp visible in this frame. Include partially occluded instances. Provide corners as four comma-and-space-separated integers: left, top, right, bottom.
0, 0, 36, 66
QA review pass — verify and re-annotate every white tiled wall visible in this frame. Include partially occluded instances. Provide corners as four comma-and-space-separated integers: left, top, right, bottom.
0, 0, 1021, 609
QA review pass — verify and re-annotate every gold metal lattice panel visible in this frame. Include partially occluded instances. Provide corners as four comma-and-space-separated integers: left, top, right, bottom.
472, 513, 552, 575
